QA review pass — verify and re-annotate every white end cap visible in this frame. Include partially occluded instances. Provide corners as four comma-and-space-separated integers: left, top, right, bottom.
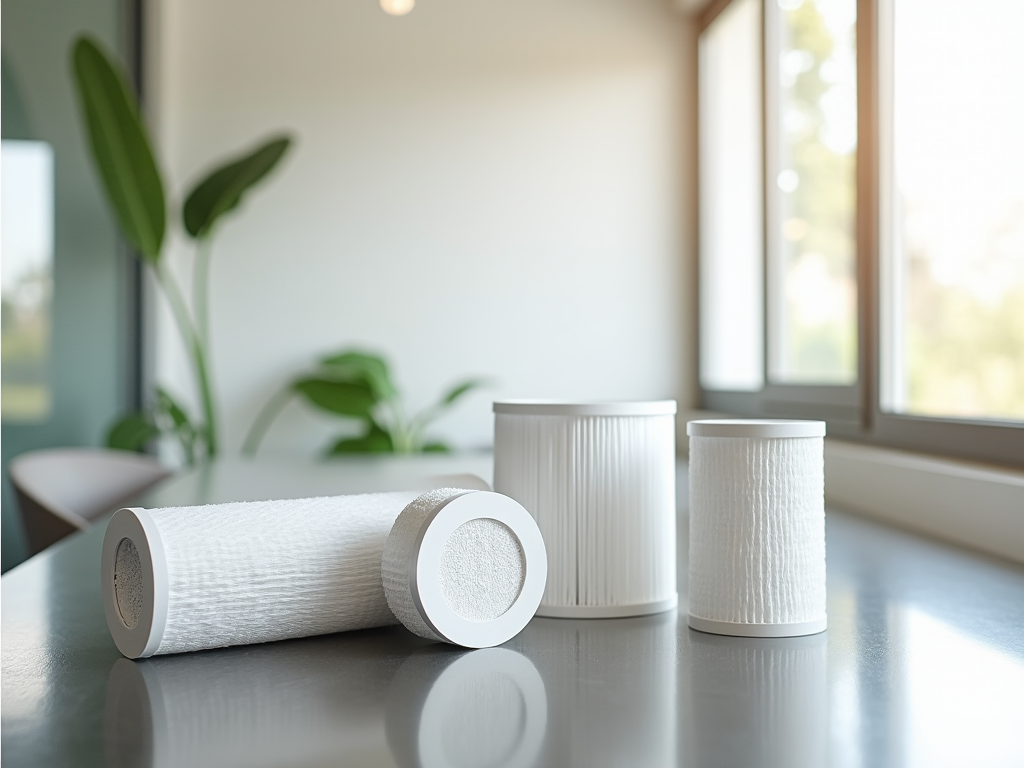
383, 490, 547, 648
687, 419, 826, 438
101, 507, 169, 659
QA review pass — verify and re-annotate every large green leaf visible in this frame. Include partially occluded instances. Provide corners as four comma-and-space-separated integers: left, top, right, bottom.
293, 377, 377, 419
106, 412, 160, 452
439, 378, 488, 406
327, 425, 394, 455
318, 350, 396, 400
72, 37, 165, 262
183, 136, 292, 239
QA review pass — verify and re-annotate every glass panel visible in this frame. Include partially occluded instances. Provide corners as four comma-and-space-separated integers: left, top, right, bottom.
769, 0, 857, 384
1, 140, 53, 421
881, 0, 1024, 422
699, 0, 764, 392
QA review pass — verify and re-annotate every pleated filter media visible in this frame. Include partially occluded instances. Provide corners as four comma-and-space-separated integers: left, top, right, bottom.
494, 401, 677, 618
101, 487, 547, 657
687, 420, 827, 638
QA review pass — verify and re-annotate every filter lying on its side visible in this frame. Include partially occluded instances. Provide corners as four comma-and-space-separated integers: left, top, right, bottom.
101, 488, 546, 658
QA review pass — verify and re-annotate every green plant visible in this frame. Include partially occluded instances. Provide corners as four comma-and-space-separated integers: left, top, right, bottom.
71, 36, 292, 463
242, 349, 487, 456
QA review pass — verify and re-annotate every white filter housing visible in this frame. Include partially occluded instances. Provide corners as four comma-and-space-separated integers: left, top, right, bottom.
494, 401, 678, 618
687, 419, 827, 638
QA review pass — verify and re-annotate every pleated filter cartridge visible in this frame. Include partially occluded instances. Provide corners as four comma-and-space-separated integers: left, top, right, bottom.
101, 487, 547, 657
494, 401, 677, 618
687, 419, 827, 638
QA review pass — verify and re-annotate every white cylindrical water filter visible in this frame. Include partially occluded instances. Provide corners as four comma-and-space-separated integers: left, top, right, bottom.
101, 488, 546, 657
494, 401, 677, 618
687, 419, 827, 637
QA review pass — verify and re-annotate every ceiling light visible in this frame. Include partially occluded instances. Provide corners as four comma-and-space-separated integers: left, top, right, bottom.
380, 0, 415, 16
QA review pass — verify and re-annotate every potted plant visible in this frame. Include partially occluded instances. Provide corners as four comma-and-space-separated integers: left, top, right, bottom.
72, 36, 293, 464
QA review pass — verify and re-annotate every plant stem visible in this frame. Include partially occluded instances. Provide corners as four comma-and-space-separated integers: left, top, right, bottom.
390, 399, 416, 453
241, 386, 294, 456
157, 264, 218, 457
193, 236, 213, 347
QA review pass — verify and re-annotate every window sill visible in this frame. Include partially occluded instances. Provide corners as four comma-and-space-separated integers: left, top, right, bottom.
824, 439, 1024, 565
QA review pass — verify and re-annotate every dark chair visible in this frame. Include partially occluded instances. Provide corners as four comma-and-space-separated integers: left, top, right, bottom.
10, 448, 171, 556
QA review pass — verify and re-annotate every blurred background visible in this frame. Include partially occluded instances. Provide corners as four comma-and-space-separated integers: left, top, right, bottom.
3, 0, 1022, 570
2, 0, 700, 569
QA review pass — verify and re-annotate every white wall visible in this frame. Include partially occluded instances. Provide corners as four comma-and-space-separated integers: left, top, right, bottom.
150, 0, 697, 456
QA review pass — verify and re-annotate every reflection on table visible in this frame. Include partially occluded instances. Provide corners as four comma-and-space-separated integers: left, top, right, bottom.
516, 612, 678, 768
104, 628, 548, 768
685, 630, 827, 768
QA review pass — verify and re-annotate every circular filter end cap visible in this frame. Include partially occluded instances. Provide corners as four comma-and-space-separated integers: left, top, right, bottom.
101, 508, 169, 659
383, 490, 547, 648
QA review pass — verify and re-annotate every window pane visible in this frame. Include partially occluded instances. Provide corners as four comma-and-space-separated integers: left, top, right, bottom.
883, 0, 1024, 421
769, 0, 857, 384
1, 140, 53, 421
699, 0, 765, 392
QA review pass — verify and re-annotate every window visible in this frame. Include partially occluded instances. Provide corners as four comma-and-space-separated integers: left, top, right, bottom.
699, 0, 764, 393
769, 0, 857, 386
698, 0, 1024, 467
1, 140, 54, 421
879, 0, 1024, 423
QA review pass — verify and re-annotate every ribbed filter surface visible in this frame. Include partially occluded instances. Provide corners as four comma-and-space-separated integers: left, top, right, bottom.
151, 491, 420, 655
494, 414, 676, 611
440, 518, 525, 622
688, 436, 825, 625
114, 537, 144, 629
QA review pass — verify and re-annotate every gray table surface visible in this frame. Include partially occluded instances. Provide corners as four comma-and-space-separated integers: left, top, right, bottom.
3, 455, 1024, 768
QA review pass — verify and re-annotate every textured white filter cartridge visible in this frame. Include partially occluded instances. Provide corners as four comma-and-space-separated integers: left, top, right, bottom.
494, 401, 677, 618
101, 488, 547, 658
687, 420, 827, 638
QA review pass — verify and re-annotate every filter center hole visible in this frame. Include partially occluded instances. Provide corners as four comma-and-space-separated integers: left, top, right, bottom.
113, 537, 144, 629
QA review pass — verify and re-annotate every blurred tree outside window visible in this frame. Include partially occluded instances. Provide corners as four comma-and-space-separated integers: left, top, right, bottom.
771, 0, 858, 385
884, 0, 1024, 421
1, 140, 54, 421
